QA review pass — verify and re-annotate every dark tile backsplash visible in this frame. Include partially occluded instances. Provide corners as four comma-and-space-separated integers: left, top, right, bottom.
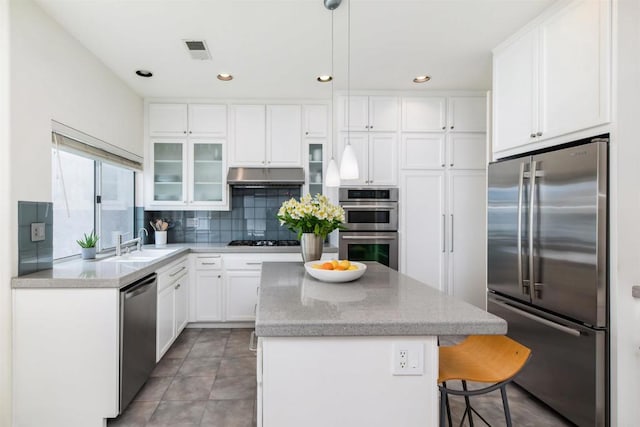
144, 187, 301, 244
18, 201, 53, 276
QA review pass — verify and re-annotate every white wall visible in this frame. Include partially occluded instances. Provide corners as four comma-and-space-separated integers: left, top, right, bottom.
611, 0, 640, 424
0, 0, 12, 425
5, 0, 143, 424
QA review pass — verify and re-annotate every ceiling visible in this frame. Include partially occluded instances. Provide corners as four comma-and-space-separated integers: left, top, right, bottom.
33, 0, 554, 99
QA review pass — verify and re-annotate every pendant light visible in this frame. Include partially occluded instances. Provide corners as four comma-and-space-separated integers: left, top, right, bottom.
339, 0, 359, 180
324, 0, 340, 187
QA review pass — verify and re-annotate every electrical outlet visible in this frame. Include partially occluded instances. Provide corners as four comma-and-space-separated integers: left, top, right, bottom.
31, 223, 45, 242
392, 343, 424, 376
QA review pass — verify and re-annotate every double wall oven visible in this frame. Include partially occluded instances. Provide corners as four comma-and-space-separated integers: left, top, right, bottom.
338, 188, 398, 270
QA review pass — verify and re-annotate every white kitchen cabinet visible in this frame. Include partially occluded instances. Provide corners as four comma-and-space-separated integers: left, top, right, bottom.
400, 133, 485, 171
192, 254, 224, 322
149, 103, 188, 136
156, 258, 190, 360
400, 133, 446, 170
400, 170, 486, 309
266, 105, 302, 166
188, 104, 228, 137
157, 284, 175, 357
148, 138, 228, 209
339, 132, 397, 186
400, 171, 446, 292
338, 96, 398, 132
231, 104, 267, 166
149, 103, 227, 137
401, 97, 447, 132
493, 0, 611, 155
303, 104, 328, 138
231, 104, 302, 166
447, 97, 487, 132
447, 171, 487, 309
402, 96, 485, 133
447, 133, 486, 170
226, 270, 261, 321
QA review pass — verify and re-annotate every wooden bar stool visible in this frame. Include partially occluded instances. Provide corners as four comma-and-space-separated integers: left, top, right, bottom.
438, 335, 531, 427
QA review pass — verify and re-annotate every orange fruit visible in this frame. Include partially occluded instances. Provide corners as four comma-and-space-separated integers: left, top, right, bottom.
321, 262, 334, 270
348, 265, 358, 271
334, 265, 347, 271
338, 260, 351, 269
312, 264, 323, 269
330, 259, 339, 268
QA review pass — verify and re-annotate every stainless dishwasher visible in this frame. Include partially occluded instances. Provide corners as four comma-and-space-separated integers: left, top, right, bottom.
120, 273, 157, 413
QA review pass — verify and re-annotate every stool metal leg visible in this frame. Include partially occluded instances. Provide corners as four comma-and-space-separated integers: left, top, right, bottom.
461, 380, 474, 427
500, 385, 513, 427
443, 382, 453, 427
439, 387, 448, 427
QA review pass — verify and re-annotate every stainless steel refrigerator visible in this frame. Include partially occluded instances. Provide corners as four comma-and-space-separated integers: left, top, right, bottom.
487, 138, 608, 427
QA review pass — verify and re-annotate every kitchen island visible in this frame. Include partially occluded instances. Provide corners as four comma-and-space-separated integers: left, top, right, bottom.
255, 262, 507, 427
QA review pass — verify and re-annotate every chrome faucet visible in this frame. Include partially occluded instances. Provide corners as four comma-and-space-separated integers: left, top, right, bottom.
113, 232, 140, 257
138, 228, 148, 252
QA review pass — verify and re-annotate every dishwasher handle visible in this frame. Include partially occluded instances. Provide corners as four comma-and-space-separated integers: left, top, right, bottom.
123, 274, 157, 299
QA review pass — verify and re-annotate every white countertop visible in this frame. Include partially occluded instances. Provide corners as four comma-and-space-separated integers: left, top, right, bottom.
11, 243, 338, 289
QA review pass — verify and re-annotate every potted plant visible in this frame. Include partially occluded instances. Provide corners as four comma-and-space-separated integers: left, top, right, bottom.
77, 231, 99, 260
277, 194, 345, 262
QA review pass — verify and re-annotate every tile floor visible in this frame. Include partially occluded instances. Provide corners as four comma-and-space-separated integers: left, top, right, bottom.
108, 328, 257, 427
110, 329, 574, 427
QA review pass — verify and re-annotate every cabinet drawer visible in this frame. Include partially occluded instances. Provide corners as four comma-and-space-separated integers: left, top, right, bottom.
195, 255, 222, 270
224, 259, 263, 270
157, 258, 189, 291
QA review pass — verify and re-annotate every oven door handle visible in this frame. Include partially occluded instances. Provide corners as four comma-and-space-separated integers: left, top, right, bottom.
341, 235, 397, 240
341, 205, 397, 210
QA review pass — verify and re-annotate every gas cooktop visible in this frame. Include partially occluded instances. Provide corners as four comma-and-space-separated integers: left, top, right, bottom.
227, 239, 301, 247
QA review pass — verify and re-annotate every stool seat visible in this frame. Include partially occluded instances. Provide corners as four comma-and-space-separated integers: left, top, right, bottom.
439, 335, 531, 384
438, 335, 531, 427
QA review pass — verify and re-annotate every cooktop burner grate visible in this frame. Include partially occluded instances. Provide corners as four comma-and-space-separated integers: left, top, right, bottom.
227, 240, 301, 247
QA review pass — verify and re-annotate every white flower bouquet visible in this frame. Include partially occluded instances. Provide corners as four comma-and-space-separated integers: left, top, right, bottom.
277, 194, 345, 239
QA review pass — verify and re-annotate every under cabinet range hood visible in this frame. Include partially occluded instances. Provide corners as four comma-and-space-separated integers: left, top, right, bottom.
226, 167, 305, 187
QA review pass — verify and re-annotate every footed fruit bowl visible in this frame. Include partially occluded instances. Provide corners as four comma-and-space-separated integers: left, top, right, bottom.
304, 260, 367, 283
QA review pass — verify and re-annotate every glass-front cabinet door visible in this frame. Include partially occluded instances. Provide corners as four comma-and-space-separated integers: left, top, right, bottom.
189, 139, 227, 206
152, 139, 187, 205
308, 143, 323, 196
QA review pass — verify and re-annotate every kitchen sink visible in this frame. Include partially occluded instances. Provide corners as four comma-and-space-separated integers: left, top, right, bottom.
102, 248, 177, 263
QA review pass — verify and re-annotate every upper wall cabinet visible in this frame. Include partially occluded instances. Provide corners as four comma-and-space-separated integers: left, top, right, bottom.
230, 104, 302, 167
338, 96, 398, 132
401, 97, 486, 132
303, 105, 328, 138
149, 103, 227, 137
493, 0, 611, 155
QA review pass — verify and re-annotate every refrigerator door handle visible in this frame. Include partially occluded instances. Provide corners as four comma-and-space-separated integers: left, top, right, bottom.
492, 299, 581, 337
517, 162, 527, 296
529, 160, 537, 302
442, 214, 446, 253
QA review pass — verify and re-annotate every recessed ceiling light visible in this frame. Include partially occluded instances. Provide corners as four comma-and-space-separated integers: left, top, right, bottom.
135, 70, 153, 78
317, 75, 333, 83
217, 73, 233, 81
413, 75, 431, 83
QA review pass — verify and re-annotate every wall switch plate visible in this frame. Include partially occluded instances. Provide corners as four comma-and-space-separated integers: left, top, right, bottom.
31, 222, 45, 242
392, 342, 424, 376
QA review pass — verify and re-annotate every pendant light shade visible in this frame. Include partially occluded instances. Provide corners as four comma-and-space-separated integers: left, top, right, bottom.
325, 158, 340, 186
339, 143, 359, 180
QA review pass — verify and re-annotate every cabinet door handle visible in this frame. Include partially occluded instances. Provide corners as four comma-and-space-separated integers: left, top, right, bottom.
175, 283, 181, 290
249, 331, 257, 352
530, 133, 536, 138
305, 131, 309, 135
183, 131, 187, 134
450, 126, 454, 130
450, 214, 454, 253
370, 125, 373, 129
170, 266, 187, 277
246, 262, 262, 266
536, 131, 543, 137
441, 126, 445, 130
217, 274, 221, 278
189, 131, 192, 134
442, 214, 446, 253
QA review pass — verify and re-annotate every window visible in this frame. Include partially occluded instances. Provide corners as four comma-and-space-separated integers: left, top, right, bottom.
52, 148, 135, 259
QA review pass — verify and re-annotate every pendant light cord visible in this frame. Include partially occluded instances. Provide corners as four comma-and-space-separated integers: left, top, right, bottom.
331, 9, 335, 160
346, 0, 350, 146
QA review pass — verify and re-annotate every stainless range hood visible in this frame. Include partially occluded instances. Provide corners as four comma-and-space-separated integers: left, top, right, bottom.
226, 167, 305, 187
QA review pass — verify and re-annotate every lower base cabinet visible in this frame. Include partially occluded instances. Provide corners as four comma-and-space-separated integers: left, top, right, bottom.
226, 270, 261, 321
157, 258, 190, 360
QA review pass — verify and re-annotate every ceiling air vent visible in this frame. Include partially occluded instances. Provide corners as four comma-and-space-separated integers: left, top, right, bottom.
183, 39, 211, 60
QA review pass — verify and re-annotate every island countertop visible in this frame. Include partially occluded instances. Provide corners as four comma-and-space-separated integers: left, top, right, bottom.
255, 262, 507, 337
